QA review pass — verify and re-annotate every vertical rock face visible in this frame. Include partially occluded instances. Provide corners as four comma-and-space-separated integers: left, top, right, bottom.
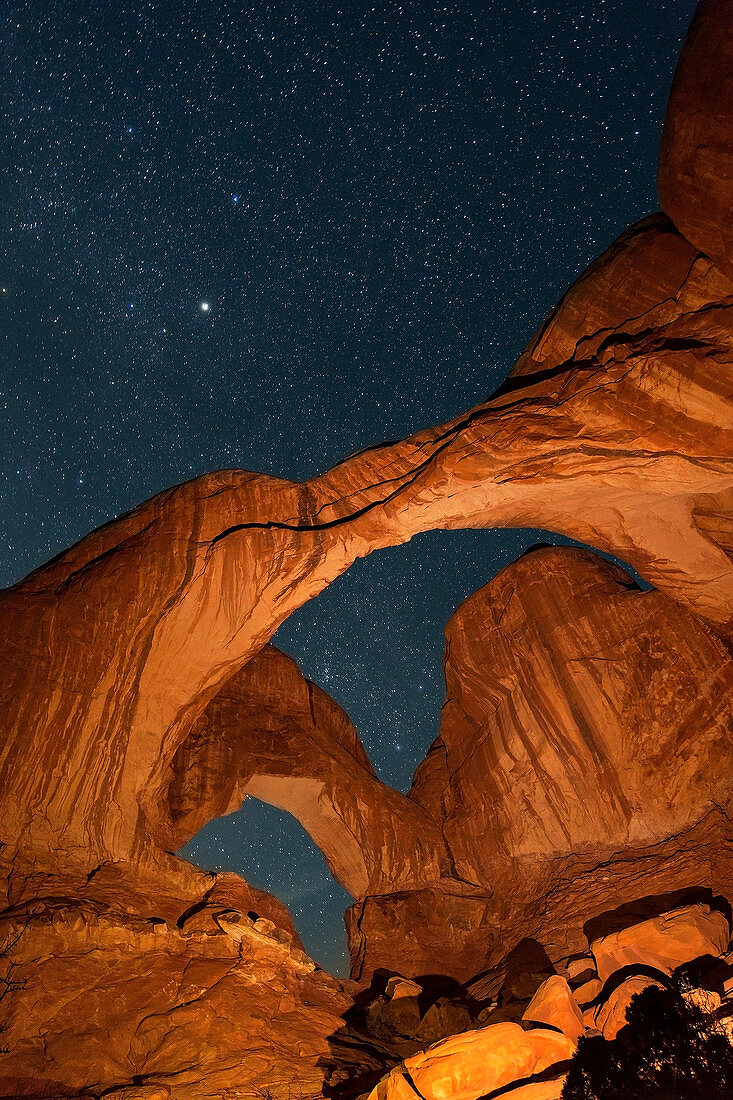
658, 0, 733, 281
414, 548, 733, 875
349, 547, 733, 983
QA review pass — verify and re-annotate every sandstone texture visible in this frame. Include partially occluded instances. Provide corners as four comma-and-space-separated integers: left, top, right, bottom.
590, 903, 731, 982
522, 976, 585, 1042
369, 1023, 575, 1100
659, 0, 733, 280
0, 887, 361, 1099
349, 547, 733, 984
367, 900, 733, 1098
0, 2, 732, 1096
166, 644, 448, 898
590, 976, 667, 1041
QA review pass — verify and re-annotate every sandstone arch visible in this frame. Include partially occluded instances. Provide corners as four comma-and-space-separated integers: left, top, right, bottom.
165, 644, 448, 900
1, 203, 731, 896
1, 4, 733, 1092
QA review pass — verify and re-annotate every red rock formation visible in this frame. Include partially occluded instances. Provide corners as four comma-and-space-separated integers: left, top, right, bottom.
415, 549, 733, 875
590, 903, 730, 982
659, 0, 733, 281
370, 1024, 575, 1100
0, 880, 368, 1099
348, 547, 733, 983
522, 976, 585, 1043
0, 206, 730, 912
0, 1, 732, 1094
590, 976, 666, 1040
165, 645, 448, 899
367, 900, 733, 1096
1, 188, 731, 898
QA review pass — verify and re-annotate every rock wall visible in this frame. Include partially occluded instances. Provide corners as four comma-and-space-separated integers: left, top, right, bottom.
659, 0, 733, 282
1, 168, 731, 904
415, 548, 733, 870
348, 547, 733, 983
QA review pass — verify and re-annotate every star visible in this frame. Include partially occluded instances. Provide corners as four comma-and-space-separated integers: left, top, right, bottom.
200, 301, 210, 311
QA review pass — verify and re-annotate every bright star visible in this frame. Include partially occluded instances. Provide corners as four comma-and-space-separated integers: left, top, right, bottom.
200, 301, 210, 311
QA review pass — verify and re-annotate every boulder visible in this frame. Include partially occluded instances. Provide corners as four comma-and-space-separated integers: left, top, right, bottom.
573, 978, 603, 1008
369, 1023, 575, 1100
414, 999, 474, 1045
366, 984, 422, 1041
522, 976, 585, 1042
561, 957, 596, 982
590, 904, 730, 982
498, 1081, 566, 1100
386, 976, 422, 1000
591, 975, 666, 1040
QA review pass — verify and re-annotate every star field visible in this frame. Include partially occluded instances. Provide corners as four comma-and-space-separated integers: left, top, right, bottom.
1, 0, 696, 974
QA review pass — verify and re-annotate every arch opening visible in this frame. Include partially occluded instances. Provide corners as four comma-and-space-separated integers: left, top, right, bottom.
174, 527, 649, 978
179, 796, 352, 976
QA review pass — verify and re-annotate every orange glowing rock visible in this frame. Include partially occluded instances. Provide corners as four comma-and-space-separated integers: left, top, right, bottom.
590, 904, 731, 983
523, 976, 585, 1043
370, 1023, 575, 1100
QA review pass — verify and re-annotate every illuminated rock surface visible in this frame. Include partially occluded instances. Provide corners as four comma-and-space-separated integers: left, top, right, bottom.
1, 2, 732, 1096
368, 1024, 575, 1100
522, 976, 585, 1043
590, 904, 731, 983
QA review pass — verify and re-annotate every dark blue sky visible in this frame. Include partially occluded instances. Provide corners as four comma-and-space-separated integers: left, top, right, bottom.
1, 0, 697, 974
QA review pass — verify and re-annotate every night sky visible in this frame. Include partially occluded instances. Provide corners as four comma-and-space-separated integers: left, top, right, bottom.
1, 0, 697, 975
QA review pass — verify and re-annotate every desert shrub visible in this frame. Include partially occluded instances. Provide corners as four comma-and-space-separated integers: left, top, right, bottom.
0, 925, 26, 1054
562, 980, 733, 1099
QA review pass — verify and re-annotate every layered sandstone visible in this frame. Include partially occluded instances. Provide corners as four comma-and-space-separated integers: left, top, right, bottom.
0, 210, 730, 914
165, 645, 448, 899
0, 203, 731, 902
348, 547, 733, 983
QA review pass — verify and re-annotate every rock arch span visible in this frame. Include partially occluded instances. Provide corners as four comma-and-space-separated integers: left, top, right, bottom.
1, 202, 733, 892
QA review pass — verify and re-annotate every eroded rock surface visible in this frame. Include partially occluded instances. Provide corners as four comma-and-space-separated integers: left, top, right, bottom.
523, 976, 585, 1043
590, 903, 731, 982
350, 548, 733, 983
0, 874, 371, 1100
1, 207, 732, 899
659, 0, 733, 280
367, 901, 733, 1099
166, 644, 448, 899
370, 1024, 575, 1100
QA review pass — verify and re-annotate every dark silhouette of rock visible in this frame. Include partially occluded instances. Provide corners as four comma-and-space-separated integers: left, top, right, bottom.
659, 0, 733, 282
